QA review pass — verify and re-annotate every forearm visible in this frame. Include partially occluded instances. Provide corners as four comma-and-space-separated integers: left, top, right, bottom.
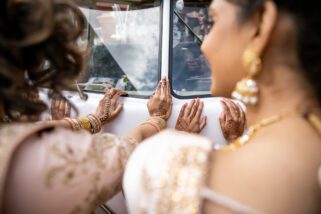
127, 124, 158, 142
37, 113, 103, 136
127, 117, 166, 142
38, 119, 71, 129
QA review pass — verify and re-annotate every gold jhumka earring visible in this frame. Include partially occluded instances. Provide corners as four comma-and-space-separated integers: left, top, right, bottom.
232, 48, 262, 105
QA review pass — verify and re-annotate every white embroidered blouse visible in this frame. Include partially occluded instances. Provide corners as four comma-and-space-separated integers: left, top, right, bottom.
123, 130, 262, 214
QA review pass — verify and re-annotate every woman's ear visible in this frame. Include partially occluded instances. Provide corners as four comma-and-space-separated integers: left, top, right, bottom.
249, 0, 277, 56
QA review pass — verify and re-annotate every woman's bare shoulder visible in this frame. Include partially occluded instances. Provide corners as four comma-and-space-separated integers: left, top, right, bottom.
206, 118, 321, 213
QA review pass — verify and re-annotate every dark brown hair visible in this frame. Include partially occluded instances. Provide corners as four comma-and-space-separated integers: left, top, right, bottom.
0, 0, 85, 121
226, 0, 321, 103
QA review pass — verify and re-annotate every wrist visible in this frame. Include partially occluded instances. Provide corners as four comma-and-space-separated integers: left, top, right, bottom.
87, 114, 102, 134
94, 113, 108, 125
226, 134, 239, 143
149, 105, 172, 121
63, 114, 102, 134
141, 116, 166, 133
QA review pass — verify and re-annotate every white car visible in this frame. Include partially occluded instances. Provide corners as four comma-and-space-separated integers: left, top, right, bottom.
66, 0, 228, 213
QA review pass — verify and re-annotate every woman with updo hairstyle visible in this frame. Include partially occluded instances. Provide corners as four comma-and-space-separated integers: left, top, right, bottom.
123, 0, 321, 213
0, 0, 173, 213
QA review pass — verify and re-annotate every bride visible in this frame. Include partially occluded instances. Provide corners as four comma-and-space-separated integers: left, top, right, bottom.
123, 0, 321, 213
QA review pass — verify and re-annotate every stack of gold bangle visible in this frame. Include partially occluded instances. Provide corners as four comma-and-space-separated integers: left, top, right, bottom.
87, 114, 102, 134
63, 118, 81, 131
141, 116, 166, 132
78, 117, 91, 131
63, 114, 102, 134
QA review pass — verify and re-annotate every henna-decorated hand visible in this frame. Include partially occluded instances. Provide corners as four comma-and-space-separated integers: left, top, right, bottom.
95, 88, 127, 124
175, 98, 207, 133
219, 98, 246, 142
51, 94, 71, 120
147, 77, 172, 120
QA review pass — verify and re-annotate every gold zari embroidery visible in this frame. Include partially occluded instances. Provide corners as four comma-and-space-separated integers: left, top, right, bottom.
141, 146, 209, 214
45, 132, 138, 214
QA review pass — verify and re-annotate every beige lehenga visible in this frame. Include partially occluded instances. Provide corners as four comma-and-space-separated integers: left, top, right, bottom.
0, 123, 138, 214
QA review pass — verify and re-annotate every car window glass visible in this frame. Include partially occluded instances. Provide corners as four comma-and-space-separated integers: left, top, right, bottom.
171, 0, 213, 97
77, 1, 161, 97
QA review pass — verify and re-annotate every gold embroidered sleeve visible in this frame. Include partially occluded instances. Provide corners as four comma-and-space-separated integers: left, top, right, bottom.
5, 127, 139, 214
45, 130, 139, 213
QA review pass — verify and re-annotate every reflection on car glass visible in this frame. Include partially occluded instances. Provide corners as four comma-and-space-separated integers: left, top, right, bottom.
78, 2, 161, 96
172, 1, 212, 97
174, 10, 203, 44
172, 42, 211, 91
172, 42, 211, 92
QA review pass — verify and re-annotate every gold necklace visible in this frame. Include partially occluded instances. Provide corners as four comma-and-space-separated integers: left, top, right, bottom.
222, 111, 302, 152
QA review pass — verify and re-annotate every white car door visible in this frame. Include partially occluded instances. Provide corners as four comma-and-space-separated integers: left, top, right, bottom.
66, 1, 227, 213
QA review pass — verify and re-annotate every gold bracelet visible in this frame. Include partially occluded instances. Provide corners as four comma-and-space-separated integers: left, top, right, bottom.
87, 114, 102, 134
78, 117, 92, 132
73, 118, 82, 131
141, 121, 161, 132
64, 118, 81, 131
141, 116, 166, 132
89, 114, 102, 128
63, 118, 74, 130
87, 116, 96, 134
148, 116, 166, 130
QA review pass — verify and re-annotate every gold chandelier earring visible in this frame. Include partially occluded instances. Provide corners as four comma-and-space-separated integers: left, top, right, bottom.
232, 48, 262, 105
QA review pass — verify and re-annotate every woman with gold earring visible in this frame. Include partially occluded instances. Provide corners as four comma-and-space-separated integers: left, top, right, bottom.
124, 0, 321, 213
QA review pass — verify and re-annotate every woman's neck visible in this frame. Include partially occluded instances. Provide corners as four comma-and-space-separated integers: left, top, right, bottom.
246, 64, 319, 125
